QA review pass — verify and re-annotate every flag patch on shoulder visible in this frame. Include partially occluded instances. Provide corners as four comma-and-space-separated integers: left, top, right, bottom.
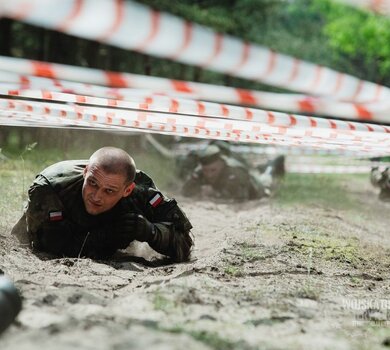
49, 211, 63, 221
149, 193, 163, 207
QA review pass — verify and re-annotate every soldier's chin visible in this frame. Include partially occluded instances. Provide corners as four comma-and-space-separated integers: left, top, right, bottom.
206, 177, 217, 185
85, 203, 104, 215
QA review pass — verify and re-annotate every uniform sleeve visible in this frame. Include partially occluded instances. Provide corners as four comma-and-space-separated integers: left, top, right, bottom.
140, 190, 194, 262
25, 175, 81, 256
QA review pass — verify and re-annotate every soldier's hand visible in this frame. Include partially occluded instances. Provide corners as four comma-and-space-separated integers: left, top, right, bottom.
259, 172, 273, 188
92, 213, 136, 249
200, 185, 215, 198
125, 213, 156, 243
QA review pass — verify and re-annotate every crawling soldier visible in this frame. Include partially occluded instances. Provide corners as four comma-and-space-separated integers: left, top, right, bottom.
15, 147, 193, 262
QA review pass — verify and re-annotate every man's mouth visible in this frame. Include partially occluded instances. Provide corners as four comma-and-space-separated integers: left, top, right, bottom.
88, 198, 102, 207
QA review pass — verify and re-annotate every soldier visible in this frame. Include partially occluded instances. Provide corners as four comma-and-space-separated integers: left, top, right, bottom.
14, 147, 193, 262
370, 167, 390, 201
181, 144, 285, 201
176, 140, 250, 181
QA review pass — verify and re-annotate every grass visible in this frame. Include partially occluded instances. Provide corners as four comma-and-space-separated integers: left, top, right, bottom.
188, 330, 255, 350
293, 280, 321, 300
162, 326, 256, 350
132, 149, 178, 191
275, 173, 368, 211
152, 293, 177, 312
288, 230, 361, 266
224, 265, 244, 277
237, 242, 266, 262
1, 143, 178, 190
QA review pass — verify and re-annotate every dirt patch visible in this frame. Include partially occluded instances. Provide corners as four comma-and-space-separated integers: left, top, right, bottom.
1, 173, 390, 349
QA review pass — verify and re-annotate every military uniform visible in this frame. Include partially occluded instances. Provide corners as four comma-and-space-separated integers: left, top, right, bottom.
370, 167, 390, 201
175, 140, 250, 180
181, 155, 271, 201
24, 160, 193, 262
181, 142, 285, 201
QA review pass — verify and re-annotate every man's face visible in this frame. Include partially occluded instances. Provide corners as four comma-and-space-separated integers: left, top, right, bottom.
82, 164, 133, 215
201, 159, 225, 184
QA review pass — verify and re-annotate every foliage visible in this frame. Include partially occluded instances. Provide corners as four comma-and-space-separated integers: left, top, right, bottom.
136, 0, 390, 87
311, 0, 390, 84
137, 0, 280, 35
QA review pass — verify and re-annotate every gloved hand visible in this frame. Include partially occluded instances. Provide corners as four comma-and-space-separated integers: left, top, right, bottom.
125, 213, 156, 243
91, 213, 156, 250
259, 171, 273, 189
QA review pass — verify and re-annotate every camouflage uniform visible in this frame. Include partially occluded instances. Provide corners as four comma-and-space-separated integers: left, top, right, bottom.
175, 140, 250, 180
370, 167, 390, 201
24, 160, 193, 261
181, 155, 271, 201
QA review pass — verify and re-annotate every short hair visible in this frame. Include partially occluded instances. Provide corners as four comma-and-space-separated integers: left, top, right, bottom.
198, 145, 222, 166
88, 147, 136, 184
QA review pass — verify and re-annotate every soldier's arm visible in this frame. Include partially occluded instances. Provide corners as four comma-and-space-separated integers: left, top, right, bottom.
139, 191, 194, 262
25, 175, 84, 257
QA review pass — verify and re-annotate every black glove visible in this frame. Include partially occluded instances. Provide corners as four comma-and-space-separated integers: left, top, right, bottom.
125, 213, 156, 243
90, 213, 156, 251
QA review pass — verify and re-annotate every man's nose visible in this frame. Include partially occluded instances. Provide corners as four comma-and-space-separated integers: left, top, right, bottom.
91, 189, 103, 202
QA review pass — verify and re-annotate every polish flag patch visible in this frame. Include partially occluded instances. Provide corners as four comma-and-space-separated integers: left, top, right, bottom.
149, 193, 163, 207
49, 211, 63, 221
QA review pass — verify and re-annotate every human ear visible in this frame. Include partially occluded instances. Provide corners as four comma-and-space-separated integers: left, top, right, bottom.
83, 165, 88, 178
123, 182, 135, 197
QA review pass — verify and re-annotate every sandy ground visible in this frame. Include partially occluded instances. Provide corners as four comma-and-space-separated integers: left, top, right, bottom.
1, 175, 390, 350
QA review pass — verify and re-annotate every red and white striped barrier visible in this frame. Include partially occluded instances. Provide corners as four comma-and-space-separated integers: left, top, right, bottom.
1, 0, 389, 103
287, 164, 376, 174
173, 142, 390, 158
1, 110, 389, 157
4, 86, 389, 157
1, 59, 389, 122
4, 97, 390, 143
2, 87, 390, 136
1, 62, 390, 157
1, 97, 390, 157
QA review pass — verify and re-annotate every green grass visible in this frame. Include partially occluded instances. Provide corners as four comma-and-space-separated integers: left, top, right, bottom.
275, 173, 367, 210
293, 280, 321, 300
152, 293, 177, 312
288, 230, 361, 266
0, 168, 30, 231
1, 144, 177, 191
162, 326, 256, 350
132, 149, 178, 191
236, 242, 266, 262
224, 265, 244, 277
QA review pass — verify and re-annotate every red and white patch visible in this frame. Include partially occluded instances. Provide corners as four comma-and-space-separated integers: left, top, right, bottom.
149, 193, 163, 207
49, 211, 63, 221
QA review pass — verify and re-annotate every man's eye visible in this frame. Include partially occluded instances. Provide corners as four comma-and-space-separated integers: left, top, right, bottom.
89, 179, 97, 186
106, 189, 114, 194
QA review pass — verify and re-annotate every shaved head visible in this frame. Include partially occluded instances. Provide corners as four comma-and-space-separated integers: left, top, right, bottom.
88, 147, 136, 184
